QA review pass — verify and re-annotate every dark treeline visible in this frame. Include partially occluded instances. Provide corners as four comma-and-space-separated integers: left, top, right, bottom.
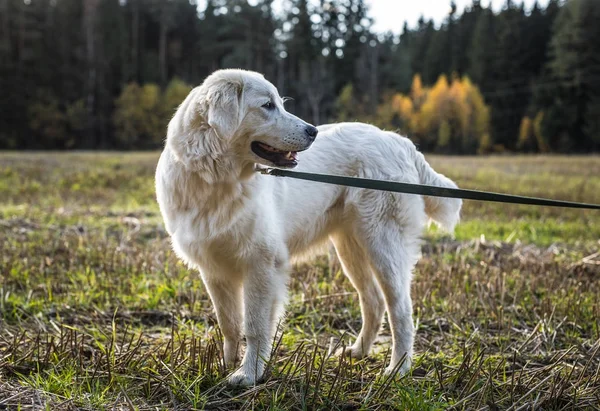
1, 0, 599, 153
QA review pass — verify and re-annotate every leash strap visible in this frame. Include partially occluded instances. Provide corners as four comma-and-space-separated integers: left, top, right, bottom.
257, 168, 600, 210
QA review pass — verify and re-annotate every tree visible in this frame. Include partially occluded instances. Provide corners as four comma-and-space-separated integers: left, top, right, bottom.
485, 2, 530, 150
543, 0, 600, 151
423, 2, 456, 85
284, 0, 320, 120
112, 78, 192, 149
467, 6, 495, 89
334, 83, 364, 122
409, 17, 435, 80
0, 0, 595, 154
113, 83, 163, 148
83, 0, 101, 147
517, 116, 533, 151
452, 0, 483, 75
368, 74, 491, 153
379, 25, 412, 93
162, 77, 193, 123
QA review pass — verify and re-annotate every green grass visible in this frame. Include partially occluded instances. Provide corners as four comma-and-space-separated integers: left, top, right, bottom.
427, 155, 600, 247
1, 152, 599, 410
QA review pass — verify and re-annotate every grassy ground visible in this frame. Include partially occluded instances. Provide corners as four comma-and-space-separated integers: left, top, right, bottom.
0, 152, 599, 410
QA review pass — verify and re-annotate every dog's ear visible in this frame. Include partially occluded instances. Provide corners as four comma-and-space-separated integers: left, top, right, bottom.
165, 79, 243, 180
206, 81, 243, 141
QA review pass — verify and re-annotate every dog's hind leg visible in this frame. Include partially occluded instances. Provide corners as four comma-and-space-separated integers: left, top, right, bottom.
201, 273, 243, 368
360, 224, 421, 377
331, 233, 385, 359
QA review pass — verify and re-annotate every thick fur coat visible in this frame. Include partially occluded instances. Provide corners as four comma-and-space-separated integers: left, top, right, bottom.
155, 69, 462, 385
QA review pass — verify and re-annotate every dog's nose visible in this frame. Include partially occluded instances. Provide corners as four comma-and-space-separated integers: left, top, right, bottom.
305, 125, 318, 140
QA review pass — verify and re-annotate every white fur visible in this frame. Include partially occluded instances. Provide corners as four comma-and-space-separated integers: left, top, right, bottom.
155, 69, 462, 386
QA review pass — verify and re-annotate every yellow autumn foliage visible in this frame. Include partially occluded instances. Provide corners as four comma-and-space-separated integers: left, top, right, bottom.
518, 116, 533, 150
370, 74, 492, 154
533, 111, 550, 153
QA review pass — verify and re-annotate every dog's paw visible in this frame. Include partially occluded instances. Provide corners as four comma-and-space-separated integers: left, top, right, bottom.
227, 368, 257, 386
335, 344, 369, 359
383, 357, 412, 378
223, 340, 240, 368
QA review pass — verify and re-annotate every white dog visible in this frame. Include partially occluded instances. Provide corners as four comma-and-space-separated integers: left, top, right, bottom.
155, 69, 461, 386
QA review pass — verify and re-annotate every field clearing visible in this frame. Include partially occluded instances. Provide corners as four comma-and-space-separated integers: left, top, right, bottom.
1, 152, 599, 410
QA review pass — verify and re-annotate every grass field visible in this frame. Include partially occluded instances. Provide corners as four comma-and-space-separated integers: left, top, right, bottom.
1, 152, 599, 410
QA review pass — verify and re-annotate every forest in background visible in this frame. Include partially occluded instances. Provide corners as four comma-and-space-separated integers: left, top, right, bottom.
1, 0, 599, 153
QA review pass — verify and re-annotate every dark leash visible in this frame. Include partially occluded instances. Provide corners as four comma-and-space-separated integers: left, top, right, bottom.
257, 168, 600, 210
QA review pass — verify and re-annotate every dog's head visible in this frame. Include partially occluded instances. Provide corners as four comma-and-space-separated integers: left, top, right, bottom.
166, 69, 317, 179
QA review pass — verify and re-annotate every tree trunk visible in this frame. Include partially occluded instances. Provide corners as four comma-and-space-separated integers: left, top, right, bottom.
83, 0, 100, 148
369, 43, 378, 111
0, 0, 10, 56
17, 0, 24, 70
159, 5, 167, 86
308, 93, 321, 125
131, 0, 139, 82
276, 56, 285, 94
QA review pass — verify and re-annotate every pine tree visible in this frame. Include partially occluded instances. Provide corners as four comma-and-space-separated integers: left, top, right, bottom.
378, 32, 411, 94
467, 6, 495, 90
410, 17, 435, 79
0, 0, 596, 153
284, 0, 319, 120
487, 1, 530, 150
545, 0, 600, 151
169, 0, 202, 82
452, 0, 483, 75
423, 27, 450, 85
82, 0, 101, 148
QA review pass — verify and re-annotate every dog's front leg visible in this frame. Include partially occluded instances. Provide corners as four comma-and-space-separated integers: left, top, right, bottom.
201, 273, 243, 368
228, 260, 288, 386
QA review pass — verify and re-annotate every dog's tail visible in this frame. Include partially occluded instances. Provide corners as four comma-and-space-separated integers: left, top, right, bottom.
413, 150, 462, 232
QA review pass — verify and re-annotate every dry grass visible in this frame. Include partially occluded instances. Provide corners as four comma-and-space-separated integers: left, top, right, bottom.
0, 152, 599, 410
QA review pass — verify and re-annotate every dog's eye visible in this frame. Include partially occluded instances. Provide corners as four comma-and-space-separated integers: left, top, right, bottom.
262, 101, 275, 110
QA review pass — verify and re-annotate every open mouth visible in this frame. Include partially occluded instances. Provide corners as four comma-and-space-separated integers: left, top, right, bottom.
251, 141, 300, 167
